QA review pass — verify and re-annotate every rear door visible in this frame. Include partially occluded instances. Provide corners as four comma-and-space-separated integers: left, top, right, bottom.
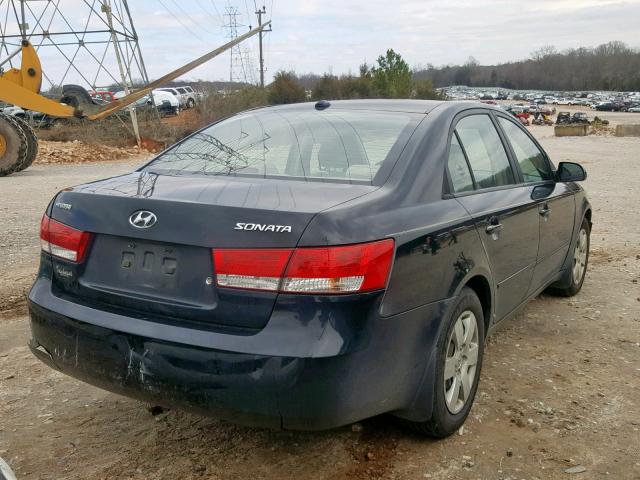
496, 115, 575, 291
448, 113, 540, 320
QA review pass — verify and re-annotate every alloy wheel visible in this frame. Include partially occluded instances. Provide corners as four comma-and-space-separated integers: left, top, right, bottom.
444, 310, 479, 414
572, 228, 588, 284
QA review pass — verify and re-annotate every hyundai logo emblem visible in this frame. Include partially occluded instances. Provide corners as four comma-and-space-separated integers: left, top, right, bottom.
129, 210, 157, 229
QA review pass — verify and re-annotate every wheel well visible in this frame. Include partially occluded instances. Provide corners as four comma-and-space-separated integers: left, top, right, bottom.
465, 276, 492, 332
584, 209, 592, 227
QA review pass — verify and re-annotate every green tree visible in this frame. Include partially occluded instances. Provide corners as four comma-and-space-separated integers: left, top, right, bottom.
413, 79, 442, 100
312, 74, 342, 100
268, 71, 307, 105
371, 49, 412, 98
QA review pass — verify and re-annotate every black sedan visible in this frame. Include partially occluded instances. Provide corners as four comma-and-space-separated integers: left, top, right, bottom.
29, 100, 591, 437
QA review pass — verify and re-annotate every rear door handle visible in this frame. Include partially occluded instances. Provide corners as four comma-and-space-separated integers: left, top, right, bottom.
485, 216, 503, 236
485, 223, 503, 234
539, 205, 551, 218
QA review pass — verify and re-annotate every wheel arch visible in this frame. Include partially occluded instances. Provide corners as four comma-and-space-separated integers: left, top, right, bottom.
584, 207, 592, 228
464, 275, 492, 334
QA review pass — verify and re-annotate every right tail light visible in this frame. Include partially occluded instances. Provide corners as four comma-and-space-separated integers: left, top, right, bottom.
213, 239, 394, 294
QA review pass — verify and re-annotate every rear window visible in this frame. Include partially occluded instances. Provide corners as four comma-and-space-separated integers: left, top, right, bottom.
145, 108, 418, 184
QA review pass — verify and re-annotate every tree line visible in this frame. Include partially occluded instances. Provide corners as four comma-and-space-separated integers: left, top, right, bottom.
413, 41, 640, 92
267, 49, 443, 104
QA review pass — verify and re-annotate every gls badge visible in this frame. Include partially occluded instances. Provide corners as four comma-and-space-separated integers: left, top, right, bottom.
235, 222, 292, 233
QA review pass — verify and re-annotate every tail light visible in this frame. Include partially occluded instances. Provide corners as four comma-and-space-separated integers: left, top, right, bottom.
40, 214, 92, 263
213, 239, 394, 294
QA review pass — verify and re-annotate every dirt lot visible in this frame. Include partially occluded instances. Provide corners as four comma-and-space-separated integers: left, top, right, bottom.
1, 121, 639, 479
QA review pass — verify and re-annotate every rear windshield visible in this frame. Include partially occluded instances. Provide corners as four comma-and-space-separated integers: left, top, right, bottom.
145, 108, 418, 184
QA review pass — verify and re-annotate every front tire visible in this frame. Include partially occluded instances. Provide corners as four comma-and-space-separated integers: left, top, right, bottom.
549, 218, 590, 297
404, 287, 485, 438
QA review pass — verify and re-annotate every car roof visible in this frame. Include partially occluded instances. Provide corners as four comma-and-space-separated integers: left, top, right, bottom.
258, 99, 448, 114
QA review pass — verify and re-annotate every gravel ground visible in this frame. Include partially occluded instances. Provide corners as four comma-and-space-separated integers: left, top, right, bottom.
0, 128, 639, 480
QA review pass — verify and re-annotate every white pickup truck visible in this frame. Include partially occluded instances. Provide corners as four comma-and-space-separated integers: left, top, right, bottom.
156, 86, 200, 109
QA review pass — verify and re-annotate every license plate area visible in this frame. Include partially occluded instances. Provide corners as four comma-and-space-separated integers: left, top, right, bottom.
79, 234, 215, 308
119, 240, 181, 290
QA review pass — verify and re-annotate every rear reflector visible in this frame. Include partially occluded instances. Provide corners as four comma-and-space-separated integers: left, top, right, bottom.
40, 214, 92, 263
213, 239, 394, 294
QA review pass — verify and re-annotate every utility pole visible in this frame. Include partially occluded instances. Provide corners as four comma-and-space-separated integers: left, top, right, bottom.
255, 5, 272, 88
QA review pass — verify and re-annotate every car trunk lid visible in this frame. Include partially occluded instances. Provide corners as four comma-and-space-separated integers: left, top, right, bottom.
48, 172, 376, 330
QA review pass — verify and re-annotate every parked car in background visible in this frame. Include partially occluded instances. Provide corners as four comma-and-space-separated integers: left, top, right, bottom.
89, 90, 116, 103
113, 89, 181, 116
556, 112, 572, 125
157, 86, 199, 109
145, 90, 181, 116
628, 105, 640, 113
0, 103, 26, 118
29, 100, 591, 438
621, 101, 640, 112
595, 102, 616, 111
554, 98, 570, 105
571, 112, 590, 124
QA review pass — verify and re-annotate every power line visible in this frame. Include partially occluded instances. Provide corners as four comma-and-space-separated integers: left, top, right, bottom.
194, 0, 222, 27
209, 0, 225, 25
168, 0, 215, 36
156, 0, 206, 41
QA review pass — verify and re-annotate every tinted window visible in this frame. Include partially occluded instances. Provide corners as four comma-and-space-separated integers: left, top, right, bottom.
146, 109, 416, 184
455, 115, 514, 189
447, 133, 474, 193
177, 88, 187, 94
498, 117, 552, 183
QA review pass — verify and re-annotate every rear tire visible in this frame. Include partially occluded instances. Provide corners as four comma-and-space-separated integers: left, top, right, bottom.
0, 114, 29, 177
403, 287, 485, 438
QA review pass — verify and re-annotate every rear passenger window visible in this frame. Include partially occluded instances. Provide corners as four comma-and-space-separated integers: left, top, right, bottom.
455, 115, 514, 189
447, 134, 474, 193
498, 117, 553, 183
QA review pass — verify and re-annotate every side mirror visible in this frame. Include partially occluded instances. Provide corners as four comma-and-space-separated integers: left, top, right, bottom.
557, 162, 587, 182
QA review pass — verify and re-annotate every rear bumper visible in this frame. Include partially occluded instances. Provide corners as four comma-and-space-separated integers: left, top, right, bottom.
28, 278, 453, 430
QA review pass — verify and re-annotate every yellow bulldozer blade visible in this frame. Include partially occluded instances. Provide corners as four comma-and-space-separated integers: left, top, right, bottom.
0, 77, 77, 117
0, 40, 77, 118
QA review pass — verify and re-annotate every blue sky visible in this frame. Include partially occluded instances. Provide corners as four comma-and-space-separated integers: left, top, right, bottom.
2, 0, 639, 87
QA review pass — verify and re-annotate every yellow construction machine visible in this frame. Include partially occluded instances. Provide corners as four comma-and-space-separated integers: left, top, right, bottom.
0, 22, 269, 176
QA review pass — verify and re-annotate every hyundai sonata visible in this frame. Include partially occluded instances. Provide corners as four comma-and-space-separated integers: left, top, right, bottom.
29, 100, 591, 437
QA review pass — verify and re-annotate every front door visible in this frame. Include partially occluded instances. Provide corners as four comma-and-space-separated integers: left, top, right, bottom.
495, 115, 576, 292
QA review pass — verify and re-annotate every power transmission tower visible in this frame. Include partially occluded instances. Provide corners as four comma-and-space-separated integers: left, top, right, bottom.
224, 5, 248, 84
254, 5, 272, 88
0, 0, 150, 145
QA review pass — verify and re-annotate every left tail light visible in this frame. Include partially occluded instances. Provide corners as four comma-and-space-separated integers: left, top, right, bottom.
213, 239, 394, 294
40, 214, 93, 263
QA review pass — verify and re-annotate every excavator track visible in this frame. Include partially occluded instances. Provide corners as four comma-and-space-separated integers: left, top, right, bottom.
11, 116, 39, 171
0, 114, 29, 177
